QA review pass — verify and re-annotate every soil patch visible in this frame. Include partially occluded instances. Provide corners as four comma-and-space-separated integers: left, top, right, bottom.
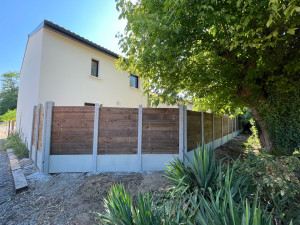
214, 133, 249, 161
0, 166, 170, 225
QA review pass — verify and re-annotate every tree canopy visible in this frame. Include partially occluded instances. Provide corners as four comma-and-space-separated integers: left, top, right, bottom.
0, 109, 16, 122
116, 0, 300, 153
0, 72, 19, 115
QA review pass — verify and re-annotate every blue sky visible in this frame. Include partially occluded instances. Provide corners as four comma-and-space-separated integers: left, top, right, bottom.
0, 0, 126, 79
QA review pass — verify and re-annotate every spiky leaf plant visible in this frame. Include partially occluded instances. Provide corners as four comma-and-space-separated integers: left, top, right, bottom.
165, 145, 219, 194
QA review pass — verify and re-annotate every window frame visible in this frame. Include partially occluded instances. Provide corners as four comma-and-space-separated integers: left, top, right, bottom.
130, 75, 139, 89
91, 59, 99, 78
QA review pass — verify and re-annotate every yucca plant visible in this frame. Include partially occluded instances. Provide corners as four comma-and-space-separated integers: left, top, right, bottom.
97, 184, 171, 225
165, 145, 220, 195
218, 161, 256, 203
189, 187, 275, 225
98, 184, 134, 225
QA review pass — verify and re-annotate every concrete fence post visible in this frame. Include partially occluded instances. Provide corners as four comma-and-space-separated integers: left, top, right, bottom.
221, 116, 223, 145
235, 117, 237, 134
231, 118, 235, 138
201, 111, 204, 148
137, 104, 143, 172
92, 103, 100, 173
33, 104, 41, 166
179, 105, 187, 161
212, 114, 214, 150
41, 101, 54, 174
29, 105, 36, 161
227, 117, 230, 142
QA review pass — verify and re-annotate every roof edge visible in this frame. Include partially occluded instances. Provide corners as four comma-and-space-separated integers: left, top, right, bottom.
29, 20, 120, 59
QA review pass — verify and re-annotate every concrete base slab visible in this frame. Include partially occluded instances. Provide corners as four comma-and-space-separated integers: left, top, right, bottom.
6, 148, 28, 193
12, 169, 28, 192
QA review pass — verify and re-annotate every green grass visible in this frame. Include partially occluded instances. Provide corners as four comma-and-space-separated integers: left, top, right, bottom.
2, 132, 29, 159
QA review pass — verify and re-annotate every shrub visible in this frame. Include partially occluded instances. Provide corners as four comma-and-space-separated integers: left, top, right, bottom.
237, 152, 300, 223
165, 145, 219, 194
243, 118, 261, 151
98, 184, 167, 225
192, 188, 275, 225
2, 132, 29, 159
98, 146, 297, 224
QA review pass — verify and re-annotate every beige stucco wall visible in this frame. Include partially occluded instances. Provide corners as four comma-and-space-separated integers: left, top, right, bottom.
16, 28, 44, 146
38, 28, 151, 107
17, 26, 193, 145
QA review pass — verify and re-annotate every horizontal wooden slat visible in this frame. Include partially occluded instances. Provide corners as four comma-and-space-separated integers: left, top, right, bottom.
100, 107, 138, 114
143, 108, 179, 114
142, 147, 178, 154
53, 106, 94, 113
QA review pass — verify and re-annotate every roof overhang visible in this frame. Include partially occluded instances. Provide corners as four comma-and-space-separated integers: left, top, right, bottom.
29, 20, 119, 59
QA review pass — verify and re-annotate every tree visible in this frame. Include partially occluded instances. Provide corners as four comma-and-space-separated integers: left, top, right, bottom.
115, 0, 300, 154
0, 109, 16, 122
0, 72, 19, 115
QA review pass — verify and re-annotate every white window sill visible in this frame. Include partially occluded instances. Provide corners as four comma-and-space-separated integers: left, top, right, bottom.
130, 86, 141, 91
89, 75, 102, 80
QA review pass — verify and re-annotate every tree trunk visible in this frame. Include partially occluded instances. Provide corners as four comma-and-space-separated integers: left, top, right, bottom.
250, 106, 273, 151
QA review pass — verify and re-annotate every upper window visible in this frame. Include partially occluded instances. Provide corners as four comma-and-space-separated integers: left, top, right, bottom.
130, 75, 139, 89
91, 59, 99, 77
84, 102, 95, 106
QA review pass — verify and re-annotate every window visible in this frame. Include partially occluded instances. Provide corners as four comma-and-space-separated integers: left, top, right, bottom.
91, 59, 99, 77
84, 102, 95, 106
130, 75, 139, 89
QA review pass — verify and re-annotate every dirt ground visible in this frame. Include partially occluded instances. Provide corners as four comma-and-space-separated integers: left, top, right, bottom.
214, 133, 249, 161
0, 134, 248, 225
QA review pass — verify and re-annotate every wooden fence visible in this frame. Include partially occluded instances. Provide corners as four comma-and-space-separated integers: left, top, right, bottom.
30, 102, 242, 173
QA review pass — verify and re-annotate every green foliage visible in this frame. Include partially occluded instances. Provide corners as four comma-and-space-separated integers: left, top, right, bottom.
165, 146, 219, 194
115, 0, 300, 153
243, 119, 261, 150
0, 109, 16, 122
239, 108, 253, 126
259, 89, 300, 155
98, 184, 169, 225
98, 147, 298, 224
238, 153, 300, 223
2, 132, 29, 159
191, 188, 273, 225
0, 72, 19, 115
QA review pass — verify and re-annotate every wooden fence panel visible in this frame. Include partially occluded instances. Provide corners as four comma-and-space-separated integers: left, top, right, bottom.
214, 115, 222, 140
50, 106, 94, 155
142, 108, 179, 154
233, 118, 236, 132
98, 107, 138, 154
204, 112, 213, 144
222, 117, 228, 136
37, 107, 44, 151
32, 108, 37, 147
229, 118, 233, 133
187, 110, 202, 151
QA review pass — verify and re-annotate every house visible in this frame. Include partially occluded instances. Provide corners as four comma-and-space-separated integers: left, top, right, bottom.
17, 20, 188, 147
16, 20, 243, 173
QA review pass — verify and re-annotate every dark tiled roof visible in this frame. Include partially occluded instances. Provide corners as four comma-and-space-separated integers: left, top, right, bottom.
30, 20, 119, 59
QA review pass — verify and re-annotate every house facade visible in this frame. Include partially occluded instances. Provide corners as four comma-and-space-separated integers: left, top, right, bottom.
17, 20, 188, 147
